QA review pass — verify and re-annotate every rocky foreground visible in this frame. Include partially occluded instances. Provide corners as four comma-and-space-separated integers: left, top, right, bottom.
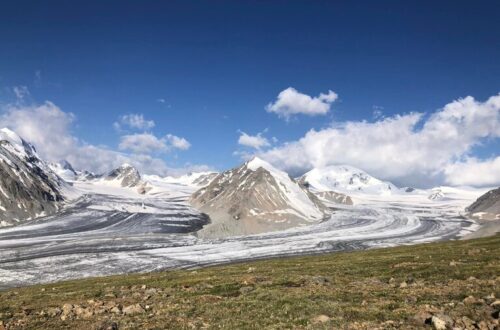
0, 235, 498, 330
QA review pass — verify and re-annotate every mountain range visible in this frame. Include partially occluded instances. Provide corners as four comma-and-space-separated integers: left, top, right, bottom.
0, 128, 498, 238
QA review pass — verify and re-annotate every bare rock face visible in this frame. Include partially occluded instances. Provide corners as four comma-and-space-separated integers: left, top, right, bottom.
105, 163, 142, 187
466, 187, 500, 221
190, 157, 328, 238
0, 128, 66, 227
314, 191, 353, 205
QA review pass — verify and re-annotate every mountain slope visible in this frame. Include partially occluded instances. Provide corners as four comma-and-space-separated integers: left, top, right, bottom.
191, 157, 328, 238
466, 187, 500, 220
299, 165, 398, 195
49, 160, 78, 181
0, 128, 67, 226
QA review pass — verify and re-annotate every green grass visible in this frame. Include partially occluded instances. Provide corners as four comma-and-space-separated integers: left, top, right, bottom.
0, 235, 499, 329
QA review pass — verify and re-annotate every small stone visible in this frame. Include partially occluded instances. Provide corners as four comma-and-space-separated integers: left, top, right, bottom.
413, 311, 432, 325
239, 286, 254, 294
122, 304, 145, 315
96, 321, 119, 330
477, 321, 489, 330
449, 261, 457, 266
463, 296, 478, 305
310, 276, 329, 286
491, 300, 500, 308
62, 303, 73, 314
46, 307, 62, 317
110, 306, 122, 314
405, 296, 418, 304
431, 315, 447, 330
145, 288, 158, 295
312, 315, 330, 323
483, 293, 496, 304
399, 281, 408, 288
141, 285, 147, 290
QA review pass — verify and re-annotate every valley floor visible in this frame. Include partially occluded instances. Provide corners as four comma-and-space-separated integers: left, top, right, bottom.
0, 181, 485, 289
0, 182, 488, 289
0, 235, 498, 329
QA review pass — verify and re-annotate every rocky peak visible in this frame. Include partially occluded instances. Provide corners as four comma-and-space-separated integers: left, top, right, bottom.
0, 128, 67, 227
190, 158, 328, 238
106, 163, 142, 187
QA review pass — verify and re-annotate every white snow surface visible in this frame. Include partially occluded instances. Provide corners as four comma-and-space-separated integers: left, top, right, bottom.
146, 171, 217, 187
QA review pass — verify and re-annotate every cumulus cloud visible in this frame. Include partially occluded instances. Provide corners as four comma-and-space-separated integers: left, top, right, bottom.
444, 157, 500, 187
114, 113, 155, 131
0, 101, 77, 161
266, 87, 338, 119
0, 97, 199, 176
119, 133, 169, 154
238, 131, 271, 150
119, 133, 190, 154
165, 134, 191, 150
259, 94, 500, 187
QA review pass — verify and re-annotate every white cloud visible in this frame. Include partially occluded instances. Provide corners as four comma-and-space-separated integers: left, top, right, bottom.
444, 157, 500, 187
266, 87, 338, 119
0, 100, 199, 176
259, 94, 500, 187
165, 134, 191, 150
238, 131, 270, 150
119, 133, 191, 154
119, 133, 169, 154
114, 113, 155, 130
13, 86, 30, 101
0, 101, 77, 161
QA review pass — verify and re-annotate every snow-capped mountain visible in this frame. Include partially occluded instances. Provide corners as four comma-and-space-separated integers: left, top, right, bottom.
105, 163, 142, 187
428, 189, 445, 201
103, 163, 152, 194
49, 160, 78, 181
299, 165, 398, 195
0, 128, 68, 226
191, 157, 328, 238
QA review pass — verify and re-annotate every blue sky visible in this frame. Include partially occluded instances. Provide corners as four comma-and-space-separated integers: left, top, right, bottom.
0, 1, 499, 187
